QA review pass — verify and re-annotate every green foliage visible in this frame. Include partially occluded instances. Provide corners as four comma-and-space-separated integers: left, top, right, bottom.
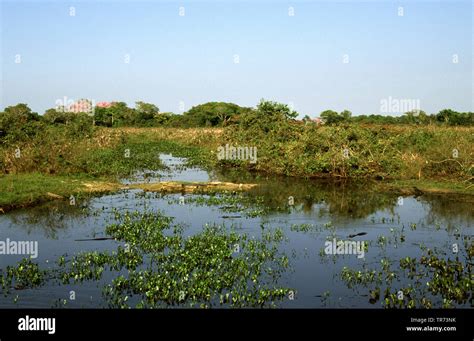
72, 137, 170, 178
1, 211, 293, 308
93, 101, 160, 127
102, 211, 291, 307
0, 258, 46, 293
1, 101, 473, 183
93, 107, 113, 127
320, 109, 351, 124
0, 173, 105, 208
183, 102, 252, 127
436, 109, 474, 125
232, 100, 298, 138
0, 104, 43, 144
44, 108, 73, 124
340, 238, 473, 308
226, 101, 473, 180
353, 109, 473, 126
135, 101, 159, 122
106, 102, 131, 126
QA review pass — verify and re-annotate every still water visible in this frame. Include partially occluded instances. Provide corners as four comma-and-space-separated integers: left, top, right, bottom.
0, 155, 472, 308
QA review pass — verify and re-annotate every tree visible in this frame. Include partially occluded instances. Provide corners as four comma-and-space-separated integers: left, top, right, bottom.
184, 102, 252, 127
341, 110, 352, 121
436, 109, 456, 124
235, 100, 299, 137
0, 104, 42, 143
135, 101, 159, 122
44, 108, 71, 124
255, 100, 298, 120
94, 106, 113, 126
320, 110, 340, 124
4, 103, 39, 122
320, 110, 352, 124
107, 102, 135, 126
402, 110, 428, 124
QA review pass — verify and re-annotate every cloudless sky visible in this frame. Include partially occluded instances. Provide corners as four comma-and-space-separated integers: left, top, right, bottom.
0, 0, 472, 116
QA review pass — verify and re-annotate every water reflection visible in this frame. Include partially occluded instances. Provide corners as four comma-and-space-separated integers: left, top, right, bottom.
0, 155, 472, 308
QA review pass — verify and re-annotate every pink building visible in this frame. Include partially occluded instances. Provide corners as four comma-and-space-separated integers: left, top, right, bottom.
96, 102, 113, 108
68, 99, 94, 113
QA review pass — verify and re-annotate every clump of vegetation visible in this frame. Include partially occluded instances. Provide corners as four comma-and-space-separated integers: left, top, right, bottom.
103, 211, 291, 307
340, 237, 473, 308
319, 109, 352, 124
0, 211, 293, 308
180, 102, 253, 127
0, 104, 44, 145
0, 258, 47, 293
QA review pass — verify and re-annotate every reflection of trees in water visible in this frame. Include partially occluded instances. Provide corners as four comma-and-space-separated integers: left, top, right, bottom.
6, 201, 91, 239
215, 169, 398, 219
418, 195, 474, 230
215, 169, 474, 225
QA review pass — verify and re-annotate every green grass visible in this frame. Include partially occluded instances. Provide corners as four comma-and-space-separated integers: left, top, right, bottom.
73, 140, 164, 178
0, 173, 118, 211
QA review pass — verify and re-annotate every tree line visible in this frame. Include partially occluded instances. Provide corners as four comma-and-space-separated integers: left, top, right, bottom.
1, 100, 473, 144
312, 109, 473, 126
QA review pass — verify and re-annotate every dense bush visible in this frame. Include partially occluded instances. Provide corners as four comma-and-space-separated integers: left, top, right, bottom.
183, 102, 252, 127
225, 101, 473, 180
352, 110, 473, 126
320, 110, 352, 124
0, 104, 43, 145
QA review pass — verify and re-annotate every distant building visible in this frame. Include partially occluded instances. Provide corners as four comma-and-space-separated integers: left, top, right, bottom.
67, 99, 94, 114
96, 102, 113, 108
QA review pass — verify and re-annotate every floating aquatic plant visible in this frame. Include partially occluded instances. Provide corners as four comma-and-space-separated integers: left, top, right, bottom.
1, 210, 293, 308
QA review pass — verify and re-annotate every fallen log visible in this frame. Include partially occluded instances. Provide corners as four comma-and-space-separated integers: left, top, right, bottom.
128, 181, 257, 193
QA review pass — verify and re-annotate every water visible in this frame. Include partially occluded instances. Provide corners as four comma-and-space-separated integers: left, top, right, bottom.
0, 155, 472, 308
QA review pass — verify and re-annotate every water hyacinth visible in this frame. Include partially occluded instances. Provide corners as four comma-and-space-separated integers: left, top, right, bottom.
1, 210, 293, 308
340, 237, 473, 308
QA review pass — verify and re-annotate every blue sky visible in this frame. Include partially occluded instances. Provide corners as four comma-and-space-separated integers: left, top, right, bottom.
0, 0, 472, 116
